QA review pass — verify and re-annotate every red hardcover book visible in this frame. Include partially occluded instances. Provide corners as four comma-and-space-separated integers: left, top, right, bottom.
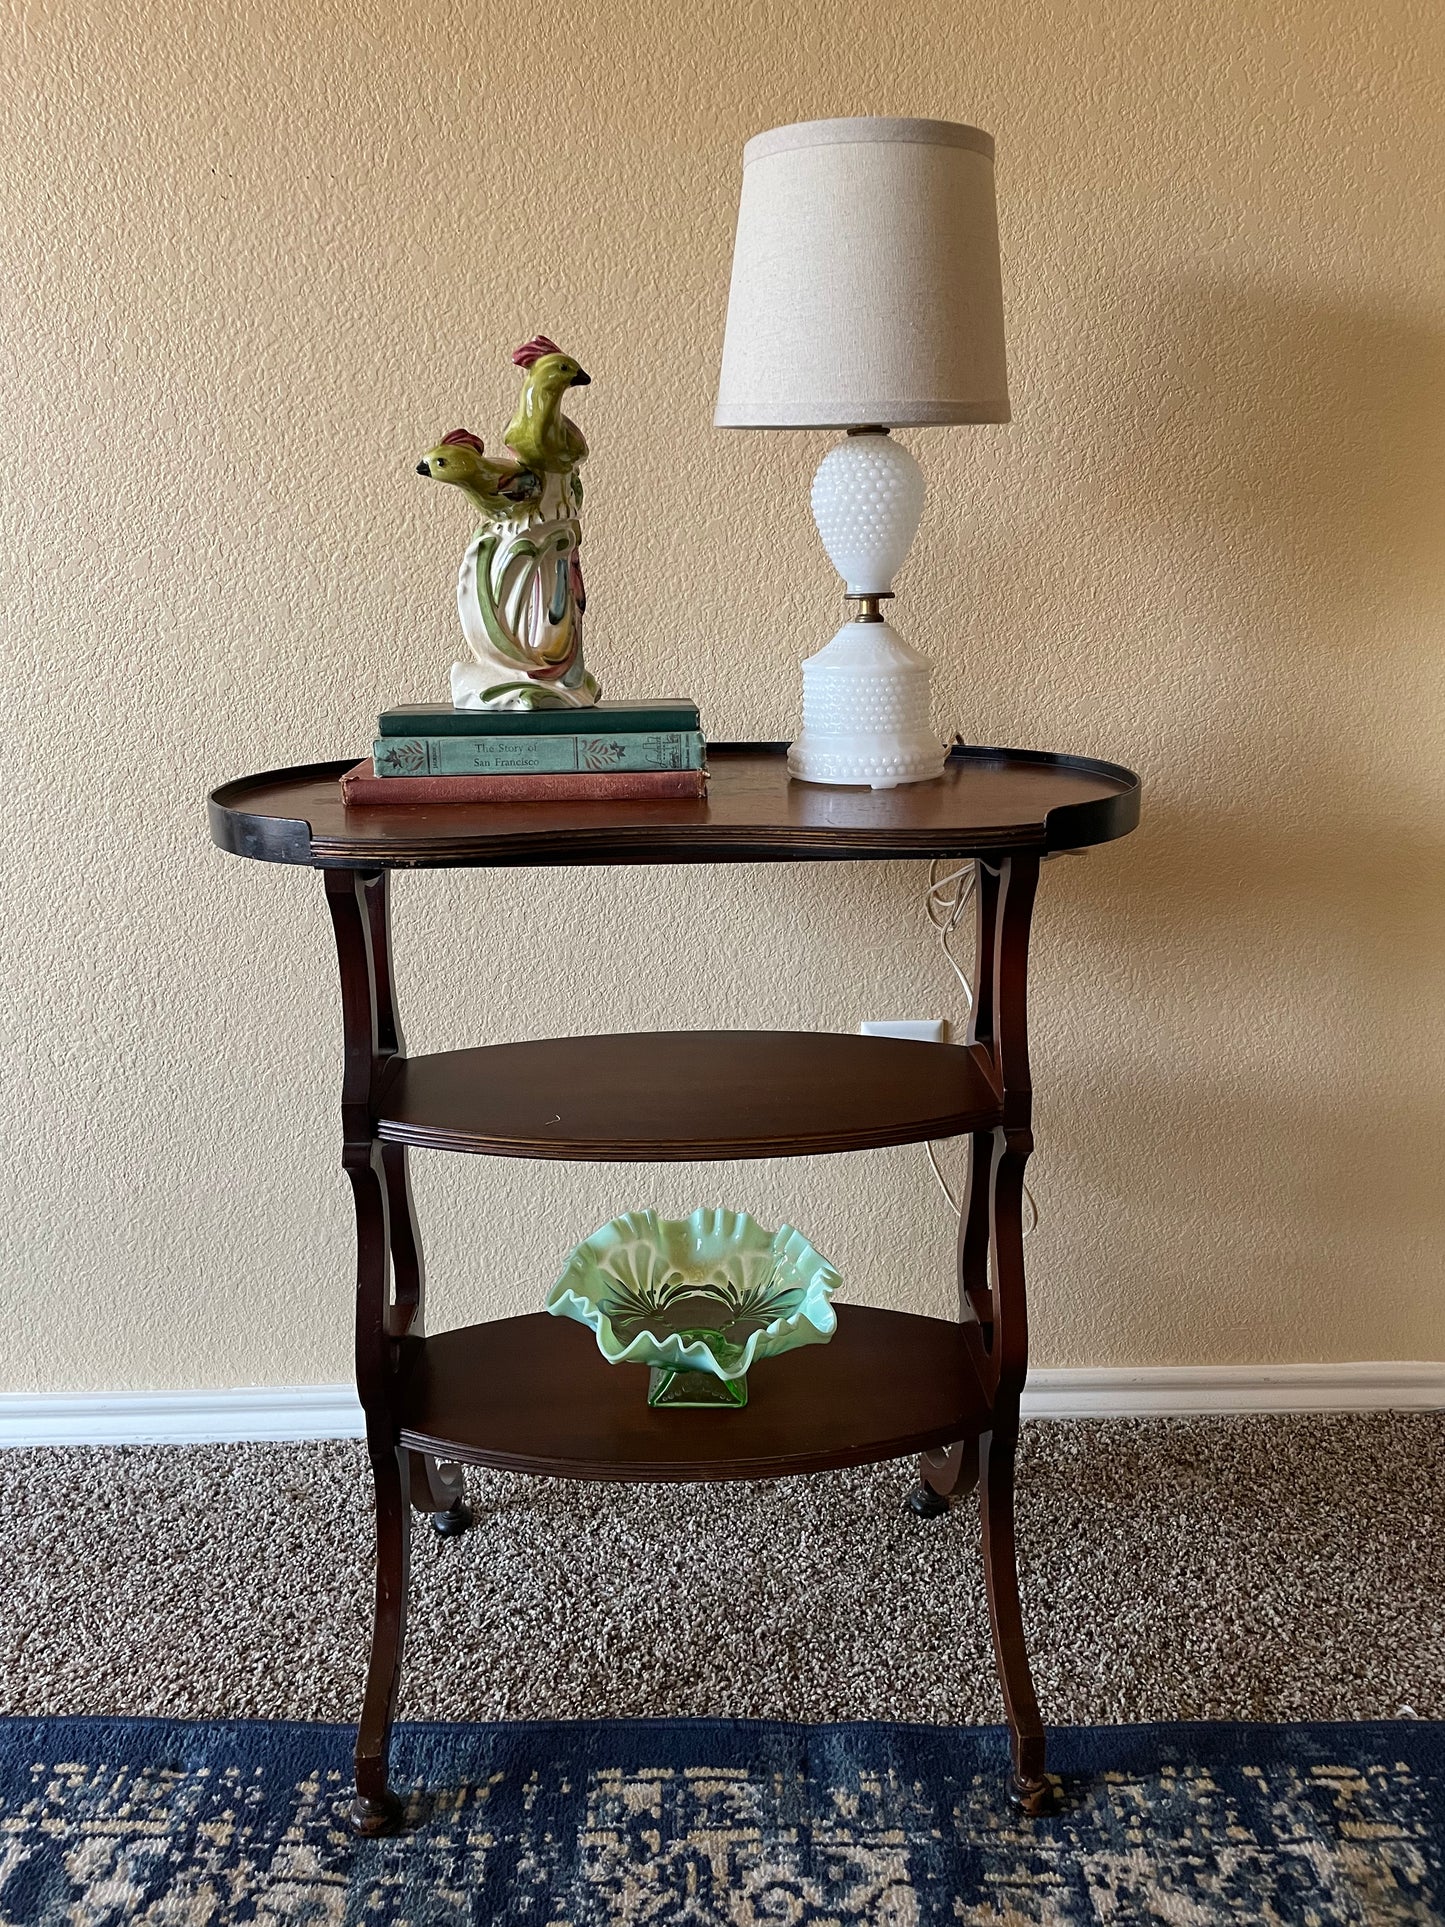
339, 760, 707, 806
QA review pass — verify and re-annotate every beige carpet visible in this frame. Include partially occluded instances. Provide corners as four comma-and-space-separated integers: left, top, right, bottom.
0, 1415, 1441, 1727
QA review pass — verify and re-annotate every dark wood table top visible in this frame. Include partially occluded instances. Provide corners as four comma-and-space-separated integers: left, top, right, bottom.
209, 741, 1139, 869
397, 1306, 988, 1481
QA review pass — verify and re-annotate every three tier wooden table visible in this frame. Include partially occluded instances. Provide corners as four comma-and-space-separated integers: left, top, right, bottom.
208, 740, 1140, 1831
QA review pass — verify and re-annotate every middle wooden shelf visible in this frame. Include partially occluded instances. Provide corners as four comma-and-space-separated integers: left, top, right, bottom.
396, 1307, 989, 1480
372, 1029, 1003, 1161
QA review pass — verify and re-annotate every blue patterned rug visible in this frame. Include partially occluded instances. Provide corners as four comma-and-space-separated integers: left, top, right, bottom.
0, 1715, 1441, 1923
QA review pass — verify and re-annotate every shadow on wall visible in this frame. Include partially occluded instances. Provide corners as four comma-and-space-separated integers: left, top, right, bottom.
1065, 281, 1444, 1355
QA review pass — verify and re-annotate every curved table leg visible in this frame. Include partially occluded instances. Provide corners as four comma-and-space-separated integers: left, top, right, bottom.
910, 1120, 997, 1516
968, 856, 1055, 1812
381, 1140, 473, 1539
980, 1117, 1054, 1815
351, 1440, 412, 1836
980, 1423, 1052, 1814
328, 871, 416, 1835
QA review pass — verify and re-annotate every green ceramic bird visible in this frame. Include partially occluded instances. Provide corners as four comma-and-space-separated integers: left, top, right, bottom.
414, 430, 541, 517
504, 336, 590, 475
416, 335, 598, 710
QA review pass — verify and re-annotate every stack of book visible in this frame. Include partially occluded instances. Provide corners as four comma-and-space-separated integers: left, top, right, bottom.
340, 699, 706, 806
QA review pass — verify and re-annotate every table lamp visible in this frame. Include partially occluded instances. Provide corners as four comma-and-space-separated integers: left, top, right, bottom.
716, 117, 1009, 788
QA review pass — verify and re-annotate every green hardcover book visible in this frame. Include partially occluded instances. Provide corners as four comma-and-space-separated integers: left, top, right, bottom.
371, 731, 707, 778
378, 699, 700, 738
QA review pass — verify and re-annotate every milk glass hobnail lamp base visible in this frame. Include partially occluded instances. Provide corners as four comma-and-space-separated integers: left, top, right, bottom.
788, 432, 947, 791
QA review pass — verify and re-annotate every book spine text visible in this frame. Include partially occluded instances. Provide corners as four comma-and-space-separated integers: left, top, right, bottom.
372, 732, 705, 777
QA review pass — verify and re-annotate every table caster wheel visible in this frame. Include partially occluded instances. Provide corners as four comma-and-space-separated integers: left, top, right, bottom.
347, 1790, 404, 1837
1009, 1772, 1058, 1817
431, 1500, 473, 1538
906, 1481, 950, 1519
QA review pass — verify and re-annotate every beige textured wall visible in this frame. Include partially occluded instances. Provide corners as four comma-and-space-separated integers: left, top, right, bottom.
2, 0, 1442, 1393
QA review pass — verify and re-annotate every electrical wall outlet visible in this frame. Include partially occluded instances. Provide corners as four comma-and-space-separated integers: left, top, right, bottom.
859, 1019, 949, 1044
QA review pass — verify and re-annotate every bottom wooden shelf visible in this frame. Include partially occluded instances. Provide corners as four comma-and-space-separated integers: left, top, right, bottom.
396, 1306, 987, 1483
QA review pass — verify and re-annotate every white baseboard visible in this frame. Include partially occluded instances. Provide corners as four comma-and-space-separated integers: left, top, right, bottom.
0, 1386, 367, 1447
1022, 1361, 1445, 1418
0, 1362, 1439, 1447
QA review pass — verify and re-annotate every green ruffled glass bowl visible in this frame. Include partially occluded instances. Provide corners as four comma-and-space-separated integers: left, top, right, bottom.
546, 1207, 841, 1408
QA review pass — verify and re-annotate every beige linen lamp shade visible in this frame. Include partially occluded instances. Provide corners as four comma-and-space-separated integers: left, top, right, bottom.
715, 116, 1009, 430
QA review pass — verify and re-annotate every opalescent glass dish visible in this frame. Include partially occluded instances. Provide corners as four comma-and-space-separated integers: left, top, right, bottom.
546, 1207, 841, 1407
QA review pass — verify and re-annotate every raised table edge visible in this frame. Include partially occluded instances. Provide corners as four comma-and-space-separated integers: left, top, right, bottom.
207, 741, 1141, 870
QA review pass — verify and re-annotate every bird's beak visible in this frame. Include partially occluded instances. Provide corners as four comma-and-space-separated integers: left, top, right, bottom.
569, 367, 591, 387
416, 460, 432, 476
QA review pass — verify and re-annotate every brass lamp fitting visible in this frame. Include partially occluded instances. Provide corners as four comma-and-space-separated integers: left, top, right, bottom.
844, 590, 893, 624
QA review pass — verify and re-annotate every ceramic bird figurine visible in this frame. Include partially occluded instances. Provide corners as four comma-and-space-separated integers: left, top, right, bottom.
417, 336, 598, 710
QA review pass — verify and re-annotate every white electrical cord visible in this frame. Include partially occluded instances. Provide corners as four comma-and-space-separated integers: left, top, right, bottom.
925, 858, 976, 1010
923, 856, 1038, 1238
